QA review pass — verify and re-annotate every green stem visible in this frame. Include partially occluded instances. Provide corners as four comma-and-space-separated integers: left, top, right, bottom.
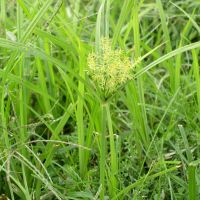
100, 102, 107, 200
105, 103, 118, 197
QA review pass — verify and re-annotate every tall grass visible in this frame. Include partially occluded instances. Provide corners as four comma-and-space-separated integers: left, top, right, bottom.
0, 0, 200, 199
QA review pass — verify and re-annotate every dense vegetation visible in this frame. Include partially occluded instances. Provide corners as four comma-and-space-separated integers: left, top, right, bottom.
0, 0, 200, 199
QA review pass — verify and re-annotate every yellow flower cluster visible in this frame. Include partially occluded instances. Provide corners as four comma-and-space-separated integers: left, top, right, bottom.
87, 38, 133, 96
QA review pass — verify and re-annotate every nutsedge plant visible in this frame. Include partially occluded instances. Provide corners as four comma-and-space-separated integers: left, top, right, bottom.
87, 37, 138, 199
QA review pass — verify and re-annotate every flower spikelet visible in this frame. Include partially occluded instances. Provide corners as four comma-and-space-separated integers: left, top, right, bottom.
87, 38, 133, 96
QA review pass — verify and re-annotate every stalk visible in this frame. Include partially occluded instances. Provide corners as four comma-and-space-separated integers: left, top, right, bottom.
100, 101, 107, 200
105, 103, 118, 197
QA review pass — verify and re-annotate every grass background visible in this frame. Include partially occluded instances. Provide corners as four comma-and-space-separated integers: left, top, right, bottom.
0, 0, 200, 199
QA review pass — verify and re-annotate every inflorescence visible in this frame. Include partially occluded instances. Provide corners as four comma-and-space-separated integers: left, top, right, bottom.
87, 38, 136, 97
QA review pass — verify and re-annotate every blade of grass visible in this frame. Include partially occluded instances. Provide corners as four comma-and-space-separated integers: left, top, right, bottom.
178, 125, 193, 162
19, 56, 31, 199
188, 165, 197, 200
135, 41, 200, 78
112, 0, 133, 46
0, 0, 6, 37
17, 0, 31, 18
96, 0, 105, 52
192, 49, 200, 114
170, 2, 200, 34
178, 124, 196, 199
72, 0, 80, 31
43, 38, 56, 98
105, 0, 111, 38
125, 0, 150, 161
76, 41, 86, 177
175, 16, 193, 91
21, 0, 54, 43
36, 58, 52, 114
156, 0, 174, 91
112, 164, 180, 200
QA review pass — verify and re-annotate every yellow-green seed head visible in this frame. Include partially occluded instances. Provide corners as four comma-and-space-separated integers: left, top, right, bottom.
87, 37, 134, 96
